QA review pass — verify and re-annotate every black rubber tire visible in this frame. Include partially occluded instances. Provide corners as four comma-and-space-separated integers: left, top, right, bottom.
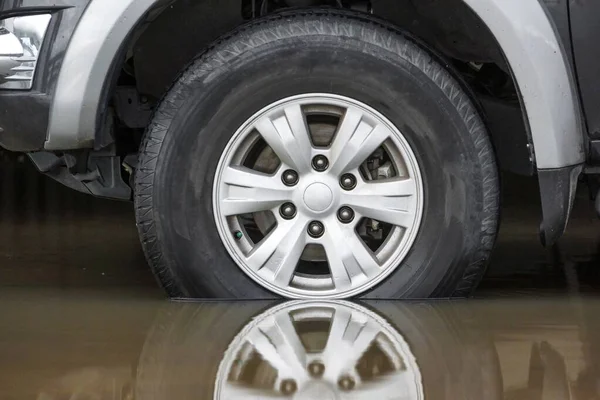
135, 302, 503, 399
134, 9, 499, 299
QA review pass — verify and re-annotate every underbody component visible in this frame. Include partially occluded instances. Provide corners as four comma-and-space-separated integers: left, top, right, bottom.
538, 164, 583, 247
588, 142, 600, 217
590, 140, 600, 165
28, 149, 131, 200
113, 87, 153, 129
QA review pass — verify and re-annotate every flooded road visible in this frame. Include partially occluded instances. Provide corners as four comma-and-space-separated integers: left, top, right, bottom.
2, 293, 600, 399
0, 155, 599, 398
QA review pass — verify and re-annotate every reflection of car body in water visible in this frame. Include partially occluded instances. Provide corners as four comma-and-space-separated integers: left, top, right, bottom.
4, 298, 599, 399
1, 1, 600, 299
136, 301, 502, 399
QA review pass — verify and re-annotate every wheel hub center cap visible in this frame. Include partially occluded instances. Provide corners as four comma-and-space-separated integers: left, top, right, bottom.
303, 182, 333, 212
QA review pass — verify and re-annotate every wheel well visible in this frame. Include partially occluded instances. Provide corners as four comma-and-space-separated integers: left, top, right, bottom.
109, 0, 532, 175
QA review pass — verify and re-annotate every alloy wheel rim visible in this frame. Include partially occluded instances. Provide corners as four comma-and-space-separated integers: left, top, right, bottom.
214, 301, 425, 400
213, 94, 424, 299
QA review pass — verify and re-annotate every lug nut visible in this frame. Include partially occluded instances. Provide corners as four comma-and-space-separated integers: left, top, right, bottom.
308, 361, 325, 378
337, 207, 355, 223
308, 221, 325, 238
280, 379, 297, 395
340, 173, 357, 190
282, 169, 299, 186
338, 376, 356, 391
280, 203, 297, 219
312, 155, 329, 172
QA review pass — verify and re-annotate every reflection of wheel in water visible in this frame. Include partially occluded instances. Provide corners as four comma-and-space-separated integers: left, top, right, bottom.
215, 301, 424, 399
136, 301, 502, 399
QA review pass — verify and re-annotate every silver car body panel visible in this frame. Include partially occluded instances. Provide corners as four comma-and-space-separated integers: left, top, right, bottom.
45, 0, 160, 150
45, 0, 586, 170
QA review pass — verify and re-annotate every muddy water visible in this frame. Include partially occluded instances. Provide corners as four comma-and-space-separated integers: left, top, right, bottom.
1, 293, 600, 399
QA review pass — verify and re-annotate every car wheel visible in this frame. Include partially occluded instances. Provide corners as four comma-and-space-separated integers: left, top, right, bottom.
134, 9, 499, 299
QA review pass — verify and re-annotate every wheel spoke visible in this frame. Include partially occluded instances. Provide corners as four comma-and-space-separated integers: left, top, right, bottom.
322, 222, 380, 290
329, 110, 391, 175
248, 314, 309, 382
255, 104, 313, 172
221, 166, 293, 216
324, 308, 352, 357
247, 218, 307, 272
273, 312, 307, 370
355, 178, 416, 197
322, 308, 381, 381
349, 320, 381, 361
258, 219, 307, 286
342, 178, 418, 228
329, 108, 363, 165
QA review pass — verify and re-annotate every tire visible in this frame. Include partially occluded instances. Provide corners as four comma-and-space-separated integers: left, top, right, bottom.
135, 301, 503, 399
135, 9, 499, 299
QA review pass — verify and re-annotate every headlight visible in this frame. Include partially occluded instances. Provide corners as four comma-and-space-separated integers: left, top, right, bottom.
0, 14, 51, 90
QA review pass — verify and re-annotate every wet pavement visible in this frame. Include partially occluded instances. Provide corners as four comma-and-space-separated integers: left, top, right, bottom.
2, 295, 600, 399
0, 155, 600, 398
